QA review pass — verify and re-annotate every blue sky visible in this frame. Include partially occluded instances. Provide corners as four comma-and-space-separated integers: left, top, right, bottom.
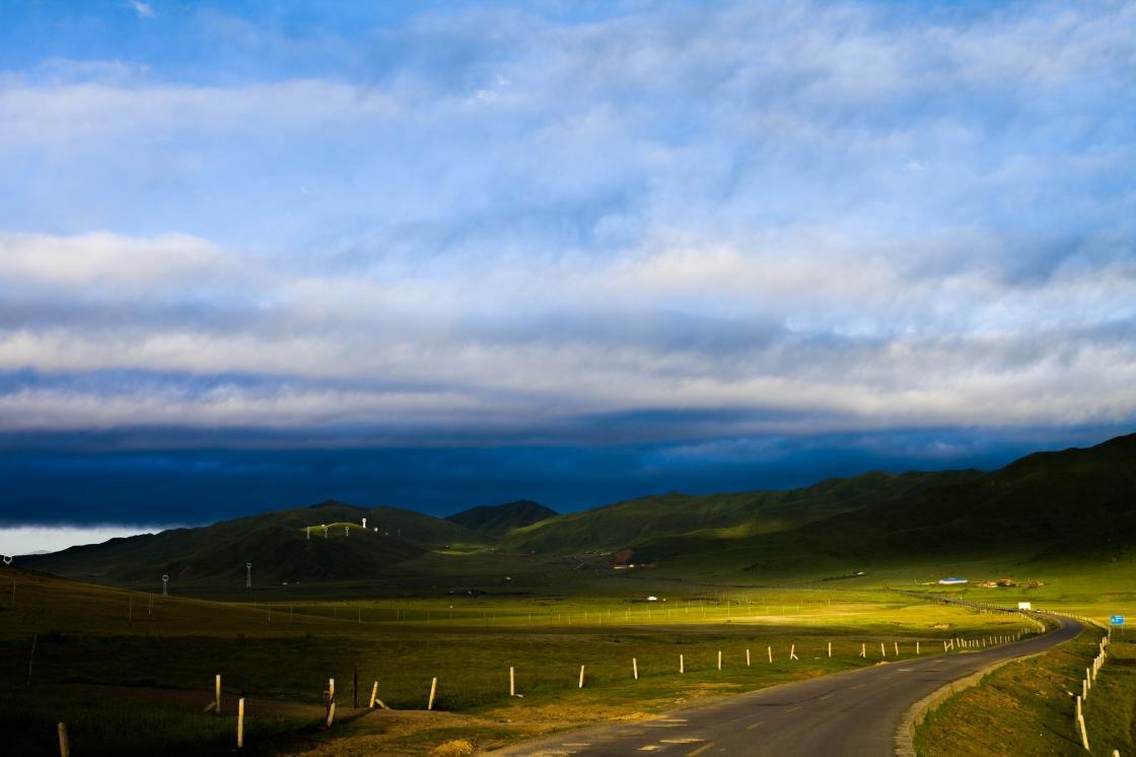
1, 1, 1134, 547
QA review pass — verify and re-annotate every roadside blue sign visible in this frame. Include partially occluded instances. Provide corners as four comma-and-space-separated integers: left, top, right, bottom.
1110, 615, 1125, 625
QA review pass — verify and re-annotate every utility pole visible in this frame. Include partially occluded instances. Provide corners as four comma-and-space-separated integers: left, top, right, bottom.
245, 562, 253, 590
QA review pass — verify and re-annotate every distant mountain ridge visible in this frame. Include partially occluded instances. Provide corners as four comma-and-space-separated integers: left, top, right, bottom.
447, 500, 558, 537
18, 432, 1136, 589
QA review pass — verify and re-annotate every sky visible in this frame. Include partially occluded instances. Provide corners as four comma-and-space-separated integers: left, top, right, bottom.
1, 1, 1134, 553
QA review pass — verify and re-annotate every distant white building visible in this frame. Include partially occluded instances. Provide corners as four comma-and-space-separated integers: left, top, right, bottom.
1018, 601, 1032, 610
938, 577, 968, 585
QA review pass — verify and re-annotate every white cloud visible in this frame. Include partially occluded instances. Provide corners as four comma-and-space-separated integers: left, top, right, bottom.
0, 524, 176, 556
124, 1, 155, 20
0, 231, 230, 290
0, 1, 1133, 441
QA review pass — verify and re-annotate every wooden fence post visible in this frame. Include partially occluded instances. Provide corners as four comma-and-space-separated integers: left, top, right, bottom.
237, 698, 245, 749
827, 641, 832, 658
510, 666, 515, 697
57, 722, 69, 757
1076, 695, 1089, 751
861, 643, 867, 658
369, 681, 379, 708
767, 646, 773, 663
746, 648, 751, 666
894, 642, 899, 657
916, 641, 920, 655
428, 677, 437, 710
633, 658, 639, 680
717, 650, 722, 670
790, 644, 798, 661
215, 674, 222, 716
679, 654, 684, 674
578, 665, 585, 688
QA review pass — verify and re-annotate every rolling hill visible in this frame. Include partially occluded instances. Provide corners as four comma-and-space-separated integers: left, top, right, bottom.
18, 500, 487, 590
17, 433, 1136, 589
447, 499, 558, 537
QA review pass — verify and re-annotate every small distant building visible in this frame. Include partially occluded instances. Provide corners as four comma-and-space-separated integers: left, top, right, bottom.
938, 577, 968, 585
646, 595, 659, 601
1018, 601, 1032, 610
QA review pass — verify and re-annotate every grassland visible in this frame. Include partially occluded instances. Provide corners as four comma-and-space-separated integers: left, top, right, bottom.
0, 567, 1037, 755
915, 627, 1135, 757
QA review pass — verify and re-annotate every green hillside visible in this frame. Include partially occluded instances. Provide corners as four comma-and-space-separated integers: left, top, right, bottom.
18, 433, 1136, 591
447, 499, 558, 537
659, 432, 1136, 573
499, 470, 979, 555
18, 500, 486, 590
497, 433, 1136, 573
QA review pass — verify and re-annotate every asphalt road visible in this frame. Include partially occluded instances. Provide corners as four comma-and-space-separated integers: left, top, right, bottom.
498, 615, 1081, 757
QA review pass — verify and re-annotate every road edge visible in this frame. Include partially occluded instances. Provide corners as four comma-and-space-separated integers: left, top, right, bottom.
893, 614, 1071, 757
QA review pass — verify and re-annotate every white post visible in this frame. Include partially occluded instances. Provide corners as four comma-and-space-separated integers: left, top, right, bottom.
237, 697, 245, 749
746, 648, 751, 666
790, 644, 798, 660
579, 665, 586, 688
510, 666, 515, 697
827, 641, 832, 658
680, 654, 685, 674
717, 650, 722, 670
428, 677, 437, 710
633, 657, 639, 680
1076, 695, 1090, 751
768, 646, 773, 663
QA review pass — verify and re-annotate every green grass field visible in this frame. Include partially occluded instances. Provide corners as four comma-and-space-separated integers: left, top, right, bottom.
915, 627, 1134, 757
0, 567, 1042, 755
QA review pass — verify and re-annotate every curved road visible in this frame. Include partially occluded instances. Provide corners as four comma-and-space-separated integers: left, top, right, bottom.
499, 615, 1081, 756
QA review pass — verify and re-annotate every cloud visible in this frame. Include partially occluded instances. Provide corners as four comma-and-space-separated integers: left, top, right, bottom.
0, 523, 173, 556
124, 1, 155, 20
0, 1, 1133, 444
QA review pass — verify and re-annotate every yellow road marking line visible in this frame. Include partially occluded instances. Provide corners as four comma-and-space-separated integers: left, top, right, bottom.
688, 743, 715, 757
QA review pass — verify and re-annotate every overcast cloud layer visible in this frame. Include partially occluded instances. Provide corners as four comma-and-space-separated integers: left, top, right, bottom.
1, 1, 1134, 527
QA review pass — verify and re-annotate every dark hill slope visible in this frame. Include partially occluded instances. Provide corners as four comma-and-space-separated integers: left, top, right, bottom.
500, 470, 978, 555
19, 500, 486, 588
499, 434, 1136, 567
704, 433, 1136, 571
19, 433, 1136, 588
447, 500, 558, 537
